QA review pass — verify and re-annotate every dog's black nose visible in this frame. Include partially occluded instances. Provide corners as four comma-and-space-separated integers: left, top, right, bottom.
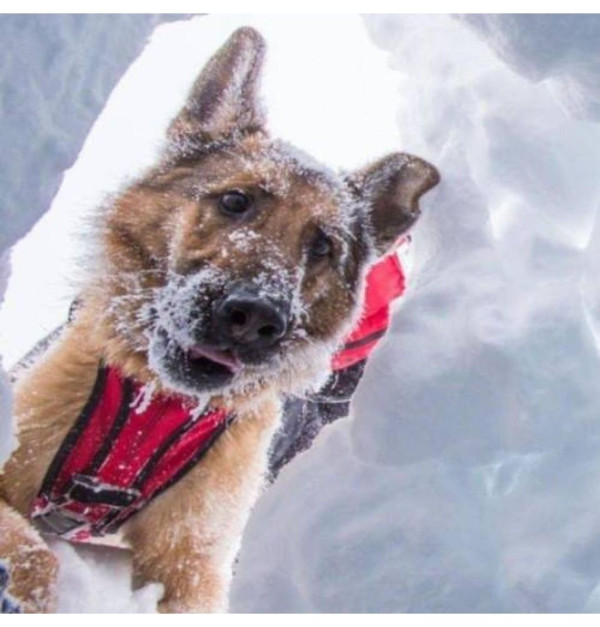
215, 285, 288, 349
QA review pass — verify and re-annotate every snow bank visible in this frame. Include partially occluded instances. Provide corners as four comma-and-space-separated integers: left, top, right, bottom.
0, 15, 184, 255
459, 14, 600, 122
230, 15, 600, 612
48, 539, 163, 613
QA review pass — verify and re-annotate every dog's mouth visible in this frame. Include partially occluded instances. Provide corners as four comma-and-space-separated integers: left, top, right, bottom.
151, 329, 247, 393
186, 345, 243, 375
177, 343, 243, 390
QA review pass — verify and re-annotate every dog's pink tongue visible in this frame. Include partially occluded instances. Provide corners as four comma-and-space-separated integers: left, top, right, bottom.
188, 346, 242, 373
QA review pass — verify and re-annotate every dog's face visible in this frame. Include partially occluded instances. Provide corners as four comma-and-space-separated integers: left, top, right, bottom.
100, 28, 439, 397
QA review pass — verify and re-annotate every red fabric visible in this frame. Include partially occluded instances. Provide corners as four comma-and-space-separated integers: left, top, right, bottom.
31, 366, 230, 542
332, 252, 406, 370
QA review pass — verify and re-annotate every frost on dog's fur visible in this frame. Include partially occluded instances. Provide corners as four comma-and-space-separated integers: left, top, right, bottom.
85, 26, 439, 419
98, 133, 376, 401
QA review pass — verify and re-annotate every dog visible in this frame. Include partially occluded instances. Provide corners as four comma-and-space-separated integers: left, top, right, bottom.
0, 27, 439, 613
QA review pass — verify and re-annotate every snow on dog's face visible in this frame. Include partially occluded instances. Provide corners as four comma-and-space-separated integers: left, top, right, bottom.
100, 27, 439, 397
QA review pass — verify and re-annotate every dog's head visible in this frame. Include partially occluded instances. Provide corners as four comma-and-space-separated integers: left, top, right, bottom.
100, 27, 439, 398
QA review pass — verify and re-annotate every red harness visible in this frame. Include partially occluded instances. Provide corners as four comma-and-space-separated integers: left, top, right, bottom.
31, 365, 232, 543
332, 252, 406, 370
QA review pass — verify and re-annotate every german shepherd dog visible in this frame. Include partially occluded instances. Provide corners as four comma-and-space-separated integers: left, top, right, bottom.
0, 27, 439, 612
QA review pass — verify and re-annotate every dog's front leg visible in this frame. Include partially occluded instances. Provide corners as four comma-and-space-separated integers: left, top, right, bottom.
125, 396, 281, 613
0, 497, 58, 613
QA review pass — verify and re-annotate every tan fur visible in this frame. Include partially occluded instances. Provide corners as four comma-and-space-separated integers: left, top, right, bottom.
0, 501, 58, 613
0, 27, 439, 613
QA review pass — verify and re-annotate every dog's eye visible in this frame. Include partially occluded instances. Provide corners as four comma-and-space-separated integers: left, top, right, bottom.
218, 191, 252, 216
309, 230, 333, 260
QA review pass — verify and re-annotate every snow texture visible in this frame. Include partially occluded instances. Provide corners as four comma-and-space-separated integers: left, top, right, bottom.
458, 15, 600, 122
229, 15, 600, 612
0, 15, 184, 254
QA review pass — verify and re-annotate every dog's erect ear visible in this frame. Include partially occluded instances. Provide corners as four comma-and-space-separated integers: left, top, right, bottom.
167, 27, 266, 148
348, 153, 440, 257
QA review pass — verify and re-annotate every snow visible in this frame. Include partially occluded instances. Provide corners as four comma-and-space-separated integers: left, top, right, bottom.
130, 381, 157, 415
0, 251, 13, 463
47, 539, 163, 613
0, 15, 185, 255
3, 12, 600, 614
458, 15, 600, 122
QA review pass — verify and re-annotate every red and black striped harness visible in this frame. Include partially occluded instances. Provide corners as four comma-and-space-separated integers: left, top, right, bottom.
31, 365, 233, 543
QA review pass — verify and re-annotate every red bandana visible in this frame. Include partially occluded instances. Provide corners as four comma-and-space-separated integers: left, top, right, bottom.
31, 365, 233, 543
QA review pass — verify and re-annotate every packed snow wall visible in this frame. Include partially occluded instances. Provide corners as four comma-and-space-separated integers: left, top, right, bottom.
0, 15, 183, 462
230, 15, 600, 612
